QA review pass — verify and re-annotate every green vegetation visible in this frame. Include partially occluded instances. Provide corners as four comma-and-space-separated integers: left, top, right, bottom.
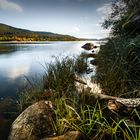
0, 23, 79, 41
102, 0, 140, 37
19, 55, 87, 110
5, 0, 140, 139
96, 37, 140, 97
93, 0, 140, 138
43, 57, 76, 97
54, 99, 140, 140
95, 0, 140, 97
43, 56, 87, 96
18, 55, 140, 140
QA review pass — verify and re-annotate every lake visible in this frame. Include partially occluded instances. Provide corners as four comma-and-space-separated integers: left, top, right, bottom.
0, 41, 100, 99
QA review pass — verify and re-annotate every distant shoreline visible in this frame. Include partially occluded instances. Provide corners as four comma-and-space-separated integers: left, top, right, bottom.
0, 40, 82, 44
0, 40, 105, 44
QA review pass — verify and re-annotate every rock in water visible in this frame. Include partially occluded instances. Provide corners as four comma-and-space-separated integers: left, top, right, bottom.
9, 101, 56, 140
90, 59, 98, 66
81, 43, 94, 50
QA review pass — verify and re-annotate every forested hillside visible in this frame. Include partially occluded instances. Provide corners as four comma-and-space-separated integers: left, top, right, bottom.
0, 23, 78, 41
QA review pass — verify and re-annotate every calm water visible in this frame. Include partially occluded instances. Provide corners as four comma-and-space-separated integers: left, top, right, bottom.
0, 41, 100, 98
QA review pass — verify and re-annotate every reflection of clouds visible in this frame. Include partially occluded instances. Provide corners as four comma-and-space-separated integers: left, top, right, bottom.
1, 42, 100, 81
7, 65, 30, 80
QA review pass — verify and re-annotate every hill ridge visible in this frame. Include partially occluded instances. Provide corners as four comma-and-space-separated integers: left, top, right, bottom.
0, 23, 78, 41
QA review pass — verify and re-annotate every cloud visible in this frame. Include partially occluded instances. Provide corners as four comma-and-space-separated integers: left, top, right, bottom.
7, 65, 30, 80
74, 27, 80, 32
96, 3, 112, 23
0, 0, 23, 12
96, 3, 112, 16
70, 26, 80, 33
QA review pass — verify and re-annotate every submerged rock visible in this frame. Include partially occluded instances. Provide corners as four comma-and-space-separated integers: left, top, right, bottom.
93, 45, 98, 48
41, 131, 86, 140
90, 59, 98, 66
9, 101, 56, 140
85, 53, 97, 58
81, 43, 94, 50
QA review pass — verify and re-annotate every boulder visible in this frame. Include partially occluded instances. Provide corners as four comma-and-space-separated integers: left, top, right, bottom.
93, 45, 98, 48
90, 59, 98, 66
9, 101, 56, 140
41, 131, 86, 140
81, 43, 94, 50
85, 53, 97, 58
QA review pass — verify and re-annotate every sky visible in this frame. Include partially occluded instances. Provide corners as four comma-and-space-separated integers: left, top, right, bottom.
0, 0, 113, 39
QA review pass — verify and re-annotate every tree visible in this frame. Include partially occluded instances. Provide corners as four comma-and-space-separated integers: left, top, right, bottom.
102, 0, 140, 37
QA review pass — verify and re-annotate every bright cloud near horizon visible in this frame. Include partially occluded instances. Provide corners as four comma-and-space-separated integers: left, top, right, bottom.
0, 0, 112, 38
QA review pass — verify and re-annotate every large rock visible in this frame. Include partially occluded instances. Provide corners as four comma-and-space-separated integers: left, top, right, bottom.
9, 101, 56, 140
81, 43, 94, 50
41, 131, 86, 140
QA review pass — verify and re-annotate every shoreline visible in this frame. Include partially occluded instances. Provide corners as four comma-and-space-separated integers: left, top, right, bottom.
0, 40, 82, 44
0, 40, 102, 44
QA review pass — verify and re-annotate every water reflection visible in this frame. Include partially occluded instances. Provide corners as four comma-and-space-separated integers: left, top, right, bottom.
0, 41, 100, 98
7, 65, 30, 80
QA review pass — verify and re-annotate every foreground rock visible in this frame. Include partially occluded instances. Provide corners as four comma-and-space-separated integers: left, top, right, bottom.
9, 101, 56, 140
81, 43, 94, 50
41, 131, 86, 140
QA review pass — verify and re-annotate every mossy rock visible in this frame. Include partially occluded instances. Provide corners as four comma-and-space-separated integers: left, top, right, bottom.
9, 101, 56, 140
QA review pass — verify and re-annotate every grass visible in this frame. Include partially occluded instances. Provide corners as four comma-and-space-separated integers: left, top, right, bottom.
53, 97, 140, 140
43, 57, 76, 98
43, 55, 87, 98
17, 52, 140, 140
95, 36, 140, 97
18, 54, 88, 110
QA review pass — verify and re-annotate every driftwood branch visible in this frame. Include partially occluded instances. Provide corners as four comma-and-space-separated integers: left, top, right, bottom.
75, 77, 140, 114
90, 92, 140, 108
90, 91, 140, 115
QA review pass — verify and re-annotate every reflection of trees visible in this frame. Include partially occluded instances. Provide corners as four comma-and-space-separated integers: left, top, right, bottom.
0, 46, 18, 54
